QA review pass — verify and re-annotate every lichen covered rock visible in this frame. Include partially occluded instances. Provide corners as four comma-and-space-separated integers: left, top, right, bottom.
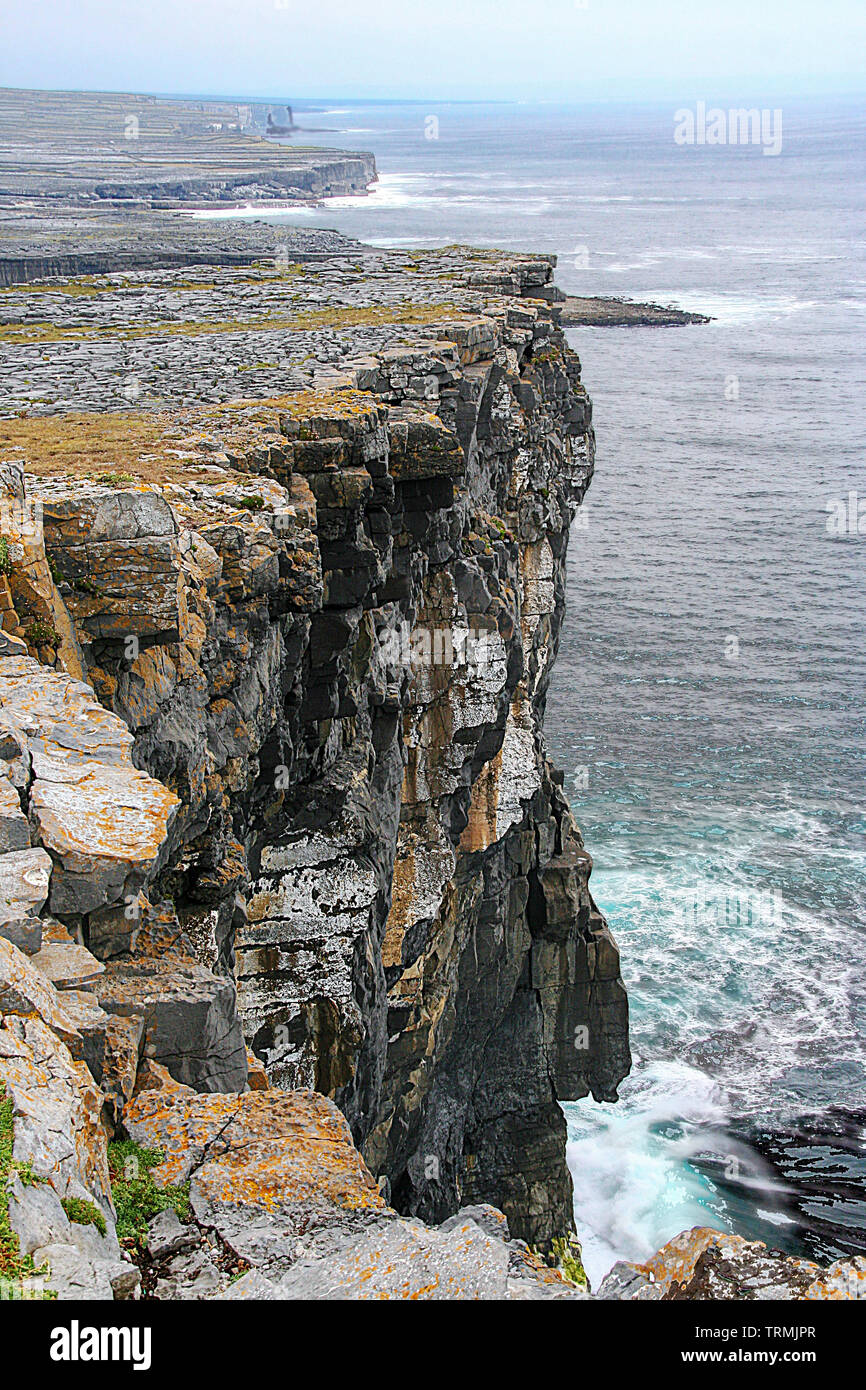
597, 1227, 866, 1301
2, 238, 630, 1275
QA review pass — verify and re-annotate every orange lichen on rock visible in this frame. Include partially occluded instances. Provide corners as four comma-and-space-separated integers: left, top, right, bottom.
125, 1081, 384, 1216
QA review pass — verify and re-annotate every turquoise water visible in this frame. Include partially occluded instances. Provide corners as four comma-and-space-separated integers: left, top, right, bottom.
552, 289, 866, 1281
241, 96, 866, 1281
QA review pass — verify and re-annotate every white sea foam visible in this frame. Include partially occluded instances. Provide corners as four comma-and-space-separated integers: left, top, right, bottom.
603, 248, 719, 272
593, 861, 866, 1120
563, 849, 863, 1284
565, 1061, 731, 1286
191, 202, 319, 220
598, 289, 819, 324
756, 1208, 796, 1226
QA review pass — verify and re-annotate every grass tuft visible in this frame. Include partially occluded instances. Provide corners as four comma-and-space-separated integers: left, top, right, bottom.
60, 1196, 107, 1237
108, 1140, 190, 1252
24, 618, 59, 648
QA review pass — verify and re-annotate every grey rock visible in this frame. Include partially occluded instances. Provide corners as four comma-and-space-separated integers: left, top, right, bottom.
30, 1243, 118, 1301
597, 1261, 652, 1300
595, 1228, 864, 1302
215, 1269, 278, 1300
7, 1171, 72, 1256
146, 1206, 200, 1261
0, 773, 29, 851
30, 941, 105, 991
154, 1246, 222, 1301
0, 711, 31, 789
0, 846, 52, 955
0, 916, 42, 955
439, 1204, 512, 1242
271, 1215, 584, 1301
0, 459, 25, 498
0, 630, 28, 658
54, 988, 112, 1082
97, 957, 248, 1093
0, 935, 81, 1047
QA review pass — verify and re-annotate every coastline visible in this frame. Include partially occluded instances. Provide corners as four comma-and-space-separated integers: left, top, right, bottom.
1, 86, 866, 1301
561, 295, 712, 327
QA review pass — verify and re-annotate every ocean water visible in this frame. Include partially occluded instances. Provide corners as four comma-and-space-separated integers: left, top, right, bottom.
252, 98, 866, 1283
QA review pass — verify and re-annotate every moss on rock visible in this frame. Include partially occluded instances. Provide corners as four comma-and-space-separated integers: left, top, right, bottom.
108, 1140, 191, 1251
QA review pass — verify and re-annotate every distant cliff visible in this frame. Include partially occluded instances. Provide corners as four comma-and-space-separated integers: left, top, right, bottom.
0, 87, 375, 225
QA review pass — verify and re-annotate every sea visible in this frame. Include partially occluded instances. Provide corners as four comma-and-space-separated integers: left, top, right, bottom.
235, 96, 866, 1285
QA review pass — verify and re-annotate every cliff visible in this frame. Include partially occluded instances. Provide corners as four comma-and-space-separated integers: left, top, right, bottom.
0, 88, 375, 209
0, 237, 631, 1295
0, 88, 376, 287
2, 231, 864, 1301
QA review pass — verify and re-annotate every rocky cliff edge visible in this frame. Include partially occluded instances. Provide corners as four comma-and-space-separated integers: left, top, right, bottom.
0, 241, 849, 1300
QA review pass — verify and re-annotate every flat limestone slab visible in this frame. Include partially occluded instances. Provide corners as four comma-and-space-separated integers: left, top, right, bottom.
31, 764, 179, 916
0, 654, 180, 918
0, 845, 52, 953
30, 941, 104, 991
124, 1082, 385, 1273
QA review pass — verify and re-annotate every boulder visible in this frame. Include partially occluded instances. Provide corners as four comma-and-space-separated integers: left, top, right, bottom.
0, 655, 180, 922
30, 941, 104, 992
0, 846, 52, 954
0, 773, 29, 852
97, 956, 248, 1093
0, 933, 81, 1049
124, 1085, 385, 1275
597, 1227, 827, 1301
30, 760, 179, 917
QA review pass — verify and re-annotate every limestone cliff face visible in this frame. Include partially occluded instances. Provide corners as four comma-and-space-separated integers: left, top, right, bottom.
3, 246, 630, 1250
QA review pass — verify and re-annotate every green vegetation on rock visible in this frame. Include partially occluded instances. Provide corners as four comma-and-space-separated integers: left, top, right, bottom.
60, 1196, 107, 1237
0, 1083, 55, 1297
108, 1140, 190, 1251
24, 618, 59, 648
550, 1235, 588, 1288
98, 471, 136, 487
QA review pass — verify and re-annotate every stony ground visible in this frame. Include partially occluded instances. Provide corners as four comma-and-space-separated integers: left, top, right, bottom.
0, 241, 543, 418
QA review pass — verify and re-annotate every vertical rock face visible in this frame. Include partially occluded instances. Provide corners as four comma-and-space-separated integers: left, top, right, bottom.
7, 246, 630, 1249
355, 319, 631, 1245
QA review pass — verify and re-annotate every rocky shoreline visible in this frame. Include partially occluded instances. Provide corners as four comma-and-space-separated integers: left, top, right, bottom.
0, 93, 861, 1301
560, 295, 711, 327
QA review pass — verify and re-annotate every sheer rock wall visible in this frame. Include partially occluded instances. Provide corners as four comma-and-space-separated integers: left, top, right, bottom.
1, 244, 630, 1249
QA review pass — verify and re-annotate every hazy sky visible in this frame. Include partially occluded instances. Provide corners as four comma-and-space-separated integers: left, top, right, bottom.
1, 0, 863, 101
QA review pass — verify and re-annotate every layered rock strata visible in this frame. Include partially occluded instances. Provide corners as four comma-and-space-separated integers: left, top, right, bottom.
0, 239, 631, 1283
2, 235, 865, 1300
0, 88, 375, 211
